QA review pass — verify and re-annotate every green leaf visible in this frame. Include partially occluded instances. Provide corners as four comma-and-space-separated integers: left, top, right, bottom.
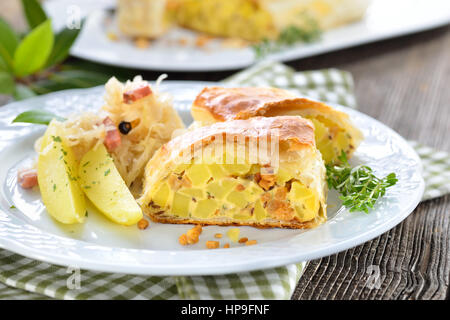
13, 84, 36, 100
46, 21, 84, 67
12, 109, 65, 125
0, 71, 15, 94
0, 17, 19, 71
21, 0, 47, 29
13, 20, 54, 77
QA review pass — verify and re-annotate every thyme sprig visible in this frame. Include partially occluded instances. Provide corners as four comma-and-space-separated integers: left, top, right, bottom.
252, 17, 321, 58
326, 152, 398, 213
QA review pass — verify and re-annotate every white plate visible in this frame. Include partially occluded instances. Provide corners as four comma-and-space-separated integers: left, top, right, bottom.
0, 81, 424, 276
45, 0, 450, 71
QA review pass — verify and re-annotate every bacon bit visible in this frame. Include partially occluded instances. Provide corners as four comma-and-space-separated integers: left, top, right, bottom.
238, 237, 248, 244
206, 241, 220, 249
186, 225, 202, 244
134, 37, 150, 49
245, 240, 257, 246
137, 218, 149, 230
18, 168, 38, 189
235, 184, 245, 192
214, 233, 223, 239
102, 117, 121, 152
267, 200, 295, 221
168, 174, 182, 191
181, 176, 192, 188
223, 243, 230, 248
123, 86, 152, 104
194, 224, 203, 234
258, 173, 276, 191
179, 234, 188, 246
275, 187, 287, 200
260, 192, 271, 205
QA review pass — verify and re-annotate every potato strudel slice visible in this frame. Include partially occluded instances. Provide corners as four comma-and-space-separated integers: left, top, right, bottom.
191, 87, 363, 164
138, 116, 327, 229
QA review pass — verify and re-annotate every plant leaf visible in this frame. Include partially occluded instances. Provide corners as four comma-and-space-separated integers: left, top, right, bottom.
0, 17, 19, 71
13, 20, 54, 77
0, 71, 15, 94
13, 84, 36, 100
46, 21, 84, 67
12, 109, 64, 125
21, 0, 47, 29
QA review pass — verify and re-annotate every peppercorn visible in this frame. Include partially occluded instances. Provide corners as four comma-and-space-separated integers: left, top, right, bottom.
118, 121, 132, 134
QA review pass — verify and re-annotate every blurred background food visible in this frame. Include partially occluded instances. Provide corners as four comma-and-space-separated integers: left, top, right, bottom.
119, 0, 370, 41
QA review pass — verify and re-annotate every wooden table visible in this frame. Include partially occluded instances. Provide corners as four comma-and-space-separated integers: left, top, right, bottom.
141, 25, 450, 300
1, 2, 448, 297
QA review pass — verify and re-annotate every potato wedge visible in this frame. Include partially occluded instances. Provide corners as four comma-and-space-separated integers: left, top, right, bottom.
79, 144, 142, 225
37, 121, 86, 224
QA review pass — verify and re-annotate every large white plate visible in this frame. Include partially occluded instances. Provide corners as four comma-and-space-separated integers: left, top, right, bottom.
0, 81, 424, 275
45, 0, 450, 71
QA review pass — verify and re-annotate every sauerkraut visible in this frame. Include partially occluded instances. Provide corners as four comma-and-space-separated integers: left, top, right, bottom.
36, 75, 185, 196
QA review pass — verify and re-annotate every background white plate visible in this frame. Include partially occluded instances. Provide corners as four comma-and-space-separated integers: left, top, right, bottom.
45, 0, 450, 71
0, 82, 424, 275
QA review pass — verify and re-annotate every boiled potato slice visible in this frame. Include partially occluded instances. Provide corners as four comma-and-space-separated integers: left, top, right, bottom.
37, 121, 86, 224
79, 144, 142, 225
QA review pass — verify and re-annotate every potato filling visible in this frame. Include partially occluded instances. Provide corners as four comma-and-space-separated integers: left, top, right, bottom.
175, 0, 275, 41
147, 162, 320, 223
306, 116, 354, 163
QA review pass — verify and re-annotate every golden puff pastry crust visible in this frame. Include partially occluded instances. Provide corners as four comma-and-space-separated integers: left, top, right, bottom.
191, 86, 363, 163
138, 116, 327, 229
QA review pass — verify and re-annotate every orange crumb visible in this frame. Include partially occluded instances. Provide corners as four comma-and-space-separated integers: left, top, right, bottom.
206, 241, 220, 249
186, 229, 200, 244
195, 35, 212, 47
223, 243, 230, 248
235, 184, 245, 192
238, 237, 248, 244
179, 234, 188, 246
107, 32, 118, 41
214, 233, 223, 239
137, 218, 149, 230
178, 38, 188, 46
134, 37, 150, 49
245, 240, 257, 246
193, 225, 203, 234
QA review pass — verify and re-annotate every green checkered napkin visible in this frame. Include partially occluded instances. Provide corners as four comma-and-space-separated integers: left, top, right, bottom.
0, 61, 448, 300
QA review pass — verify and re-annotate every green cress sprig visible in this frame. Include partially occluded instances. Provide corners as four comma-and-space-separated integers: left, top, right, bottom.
326, 151, 398, 213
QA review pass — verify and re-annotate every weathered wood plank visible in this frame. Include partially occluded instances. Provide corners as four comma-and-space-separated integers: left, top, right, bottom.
291, 26, 450, 300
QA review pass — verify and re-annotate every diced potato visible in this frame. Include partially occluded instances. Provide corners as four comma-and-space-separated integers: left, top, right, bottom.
317, 140, 334, 163
226, 228, 240, 243
172, 192, 191, 217
184, 164, 211, 186
223, 163, 251, 175
221, 178, 238, 193
208, 163, 227, 180
152, 182, 171, 207
37, 121, 86, 224
178, 188, 204, 199
289, 181, 314, 200
254, 199, 267, 221
206, 181, 228, 199
294, 204, 317, 222
193, 199, 219, 218
275, 167, 292, 185
79, 144, 142, 226
227, 191, 248, 208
